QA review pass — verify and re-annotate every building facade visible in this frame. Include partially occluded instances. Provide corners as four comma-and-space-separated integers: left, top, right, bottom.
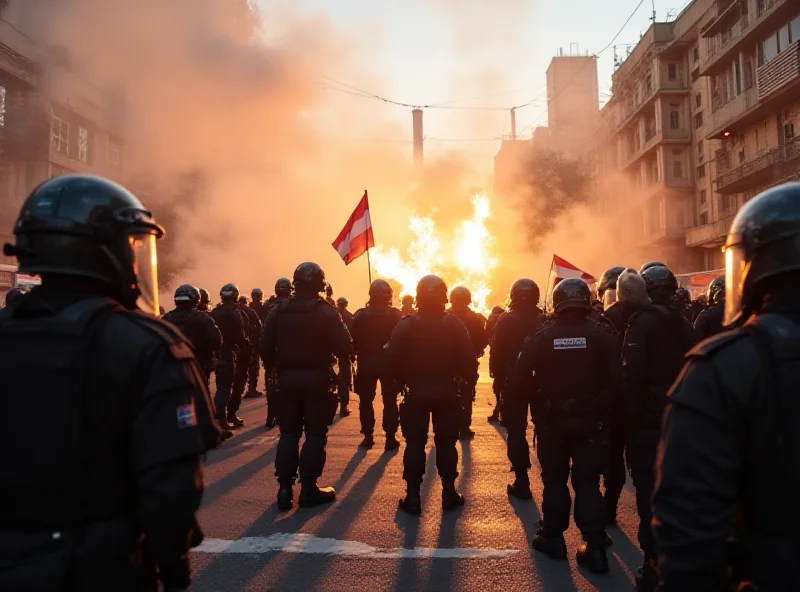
546, 53, 600, 156
592, 0, 800, 273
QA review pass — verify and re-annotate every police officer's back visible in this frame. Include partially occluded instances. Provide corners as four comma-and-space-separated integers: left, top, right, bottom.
229, 294, 261, 420
209, 284, 247, 431
0, 175, 218, 591
262, 277, 293, 429
505, 278, 620, 573
260, 262, 352, 510
622, 264, 698, 590
386, 275, 475, 516
488, 279, 544, 426
674, 287, 693, 323
400, 294, 415, 317
198, 287, 212, 312
654, 183, 800, 592
694, 276, 725, 339
163, 284, 222, 386
250, 288, 268, 320
485, 304, 505, 341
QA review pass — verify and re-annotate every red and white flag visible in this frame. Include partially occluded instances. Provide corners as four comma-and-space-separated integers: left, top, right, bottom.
332, 191, 374, 265
549, 254, 596, 284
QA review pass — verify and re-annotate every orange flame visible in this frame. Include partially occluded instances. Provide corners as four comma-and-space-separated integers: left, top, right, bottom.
371, 193, 497, 314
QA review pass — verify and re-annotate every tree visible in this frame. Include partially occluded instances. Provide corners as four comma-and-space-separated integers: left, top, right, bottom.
514, 147, 593, 252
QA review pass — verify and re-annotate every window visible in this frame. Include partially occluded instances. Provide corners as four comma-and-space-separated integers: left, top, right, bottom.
698, 140, 704, 156
695, 111, 704, 129
78, 127, 89, 163
669, 111, 680, 129
785, 122, 796, 142
696, 93, 702, 108
700, 211, 709, 225
51, 116, 69, 155
779, 24, 790, 52
761, 33, 779, 65
792, 15, 800, 44
673, 160, 683, 178
697, 164, 706, 179
721, 194, 736, 211
668, 63, 678, 81
693, 46, 700, 63
743, 60, 754, 89
700, 189, 707, 204
734, 57, 742, 94
108, 140, 119, 166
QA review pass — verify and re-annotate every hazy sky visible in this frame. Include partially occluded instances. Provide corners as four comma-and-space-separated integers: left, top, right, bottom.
259, 0, 693, 169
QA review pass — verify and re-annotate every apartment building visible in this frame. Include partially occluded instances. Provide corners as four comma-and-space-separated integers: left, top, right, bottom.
592, 0, 800, 273
0, 18, 123, 269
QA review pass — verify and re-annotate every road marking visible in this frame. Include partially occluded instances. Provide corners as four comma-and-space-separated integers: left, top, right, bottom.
194, 533, 517, 559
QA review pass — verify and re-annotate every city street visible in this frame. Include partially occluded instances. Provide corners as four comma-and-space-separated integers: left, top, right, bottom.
192, 383, 642, 591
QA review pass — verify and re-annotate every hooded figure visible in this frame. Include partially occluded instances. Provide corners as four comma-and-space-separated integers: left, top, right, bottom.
603, 270, 650, 336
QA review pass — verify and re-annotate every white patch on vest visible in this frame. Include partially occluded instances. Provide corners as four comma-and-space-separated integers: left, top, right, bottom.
193, 533, 517, 559
553, 337, 587, 350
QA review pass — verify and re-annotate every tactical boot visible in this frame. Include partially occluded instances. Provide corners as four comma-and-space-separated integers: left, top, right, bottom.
227, 413, 245, 427
507, 470, 533, 500
384, 434, 400, 451
339, 404, 351, 417
441, 482, 465, 511
531, 528, 568, 560
576, 541, 609, 574
359, 434, 375, 449
264, 417, 276, 429
277, 484, 294, 511
298, 482, 336, 508
398, 482, 422, 516
217, 415, 236, 431
635, 559, 658, 592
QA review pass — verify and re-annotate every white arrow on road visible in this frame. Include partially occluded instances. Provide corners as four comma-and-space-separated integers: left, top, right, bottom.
194, 533, 518, 559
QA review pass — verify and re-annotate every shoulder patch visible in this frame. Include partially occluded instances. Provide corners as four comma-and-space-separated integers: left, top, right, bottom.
123, 311, 196, 361
686, 329, 749, 359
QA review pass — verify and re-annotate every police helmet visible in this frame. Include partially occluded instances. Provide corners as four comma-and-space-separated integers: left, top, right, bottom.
336, 296, 348, 307
597, 266, 626, 299
275, 277, 292, 298
706, 276, 725, 305
369, 279, 393, 304
723, 183, 800, 325
251, 288, 264, 302
639, 261, 666, 274
220, 283, 240, 302
449, 286, 472, 308
674, 286, 691, 305
401, 294, 414, 306
293, 262, 326, 295
416, 275, 448, 309
642, 265, 678, 304
509, 279, 539, 309
4, 287, 25, 307
268, 295, 277, 305
174, 284, 200, 306
552, 278, 592, 314
3, 175, 165, 314
491, 305, 505, 315
199, 288, 210, 305
238, 295, 248, 305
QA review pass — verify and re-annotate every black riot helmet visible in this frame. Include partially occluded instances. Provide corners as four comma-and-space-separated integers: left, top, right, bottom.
220, 283, 239, 303
401, 294, 414, 306
642, 265, 678, 305
491, 305, 505, 315
639, 261, 666, 274
293, 262, 326, 296
723, 183, 800, 325
368, 279, 393, 305
251, 288, 264, 302
674, 286, 691, 306
597, 266, 626, 299
552, 278, 592, 315
275, 277, 292, 298
4, 287, 25, 307
198, 288, 210, 308
336, 296, 348, 308
174, 284, 200, 307
416, 275, 448, 311
237, 295, 248, 305
706, 276, 725, 305
508, 278, 540, 310
449, 286, 472, 308
3, 175, 165, 314
268, 295, 277, 305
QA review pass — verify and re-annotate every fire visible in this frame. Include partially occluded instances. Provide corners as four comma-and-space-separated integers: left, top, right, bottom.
370, 193, 497, 314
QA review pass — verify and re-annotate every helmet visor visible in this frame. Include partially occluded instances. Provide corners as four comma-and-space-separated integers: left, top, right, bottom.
724, 244, 745, 326
603, 288, 617, 311
130, 233, 160, 315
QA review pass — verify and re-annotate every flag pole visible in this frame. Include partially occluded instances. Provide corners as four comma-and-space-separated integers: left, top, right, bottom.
367, 248, 373, 286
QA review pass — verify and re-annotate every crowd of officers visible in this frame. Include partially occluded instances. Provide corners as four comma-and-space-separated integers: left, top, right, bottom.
1, 174, 799, 592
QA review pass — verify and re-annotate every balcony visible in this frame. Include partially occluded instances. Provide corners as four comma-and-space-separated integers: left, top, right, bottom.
707, 86, 758, 139
701, 14, 750, 76
685, 215, 736, 247
715, 136, 800, 193
616, 79, 690, 132
758, 41, 800, 100
622, 127, 692, 171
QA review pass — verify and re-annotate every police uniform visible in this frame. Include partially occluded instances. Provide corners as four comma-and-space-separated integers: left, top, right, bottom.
694, 301, 724, 339
263, 291, 291, 428
163, 303, 221, 388
231, 300, 262, 415
448, 294, 488, 439
209, 290, 247, 429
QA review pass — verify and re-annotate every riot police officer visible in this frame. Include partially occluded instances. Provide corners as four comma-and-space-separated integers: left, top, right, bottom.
690, 294, 707, 322
351, 279, 403, 450
198, 287, 211, 312
260, 262, 352, 510
336, 296, 354, 331
597, 266, 626, 311
505, 279, 620, 573
0, 175, 218, 591
694, 276, 725, 340
639, 261, 666, 273
653, 182, 800, 592
485, 304, 506, 341
163, 285, 222, 390
210, 284, 247, 431
386, 275, 475, 516
325, 283, 336, 307
400, 294, 415, 317
673, 287, 693, 323
488, 280, 544, 430
263, 277, 293, 428
245, 289, 267, 398
448, 286, 488, 439
623, 265, 698, 590
230, 295, 261, 414
250, 288, 268, 319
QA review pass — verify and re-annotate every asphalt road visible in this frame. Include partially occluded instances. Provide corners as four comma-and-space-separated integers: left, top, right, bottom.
192, 382, 642, 591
